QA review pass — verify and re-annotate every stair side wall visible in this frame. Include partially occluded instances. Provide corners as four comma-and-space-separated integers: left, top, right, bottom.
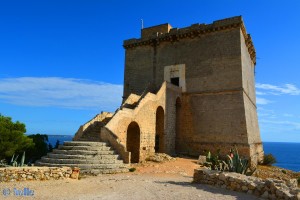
105, 83, 167, 162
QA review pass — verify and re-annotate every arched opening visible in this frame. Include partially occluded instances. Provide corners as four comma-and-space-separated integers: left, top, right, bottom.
126, 122, 141, 163
155, 106, 164, 153
175, 97, 181, 153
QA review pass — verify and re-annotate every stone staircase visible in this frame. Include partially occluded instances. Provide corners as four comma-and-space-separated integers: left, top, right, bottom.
73, 112, 113, 142
76, 121, 103, 141
35, 141, 128, 175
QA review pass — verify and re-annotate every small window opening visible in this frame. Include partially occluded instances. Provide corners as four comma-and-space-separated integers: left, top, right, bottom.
171, 77, 179, 86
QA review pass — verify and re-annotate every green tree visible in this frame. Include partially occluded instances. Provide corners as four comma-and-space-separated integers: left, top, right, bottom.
0, 114, 34, 160
26, 134, 49, 163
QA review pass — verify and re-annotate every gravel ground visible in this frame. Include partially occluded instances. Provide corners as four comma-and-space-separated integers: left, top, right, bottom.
0, 158, 259, 200
0, 173, 258, 200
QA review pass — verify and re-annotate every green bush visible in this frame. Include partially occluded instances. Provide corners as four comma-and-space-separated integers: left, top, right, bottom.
129, 168, 136, 172
263, 154, 276, 166
297, 177, 300, 186
0, 114, 34, 160
281, 169, 286, 174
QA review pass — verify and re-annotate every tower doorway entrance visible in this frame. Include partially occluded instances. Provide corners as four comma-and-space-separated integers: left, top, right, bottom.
126, 122, 140, 163
155, 106, 164, 153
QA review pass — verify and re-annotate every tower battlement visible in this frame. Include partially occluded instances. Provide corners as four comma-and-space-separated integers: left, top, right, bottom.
124, 16, 256, 64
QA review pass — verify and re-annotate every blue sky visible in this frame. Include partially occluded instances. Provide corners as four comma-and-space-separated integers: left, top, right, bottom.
0, 1, 299, 142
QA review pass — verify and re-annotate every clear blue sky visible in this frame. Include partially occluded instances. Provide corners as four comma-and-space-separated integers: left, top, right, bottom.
0, 0, 299, 142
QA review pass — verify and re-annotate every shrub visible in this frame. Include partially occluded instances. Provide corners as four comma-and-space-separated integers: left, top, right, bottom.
263, 154, 276, 166
297, 177, 300, 186
129, 168, 136, 172
203, 147, 255, 175
281, 169, 286, 174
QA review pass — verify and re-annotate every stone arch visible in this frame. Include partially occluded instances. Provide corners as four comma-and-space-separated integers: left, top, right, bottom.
175, 97, 181, 153
126, 121, 141, 163
155, 106, 164, 153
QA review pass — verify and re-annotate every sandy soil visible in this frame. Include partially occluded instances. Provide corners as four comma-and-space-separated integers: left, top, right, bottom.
0, 158, 258, 200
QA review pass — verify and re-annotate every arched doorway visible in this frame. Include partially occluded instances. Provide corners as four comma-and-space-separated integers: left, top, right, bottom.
126, 122, 141, 163
155, 106, 164, 153
175, 97, 181, 153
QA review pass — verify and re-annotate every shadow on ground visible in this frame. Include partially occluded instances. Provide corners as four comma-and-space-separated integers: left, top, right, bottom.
154, 180, 259, 200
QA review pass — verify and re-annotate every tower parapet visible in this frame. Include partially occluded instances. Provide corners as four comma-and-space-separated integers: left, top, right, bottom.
124, 16, 256, 65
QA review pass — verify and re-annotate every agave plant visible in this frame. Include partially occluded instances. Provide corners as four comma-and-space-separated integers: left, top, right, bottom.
204, 150, 229, 171
9, 151, 26, 167
0, 159, 9, 167
226, 147, 255, 175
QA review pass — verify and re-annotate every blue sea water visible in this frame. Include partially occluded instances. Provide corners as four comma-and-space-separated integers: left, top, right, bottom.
47, 135, 73, 147
263, 142, 300, 172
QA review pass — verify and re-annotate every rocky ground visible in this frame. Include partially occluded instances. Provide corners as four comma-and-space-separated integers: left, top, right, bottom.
253, 165, 300, 186
0, 155, 298, 199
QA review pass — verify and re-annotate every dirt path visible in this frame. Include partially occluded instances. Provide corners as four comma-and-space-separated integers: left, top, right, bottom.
0, 158, 258, 200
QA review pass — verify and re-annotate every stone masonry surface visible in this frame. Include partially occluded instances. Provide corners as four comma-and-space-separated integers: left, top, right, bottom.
193, 168, 300, 200
0, 167, 78, 182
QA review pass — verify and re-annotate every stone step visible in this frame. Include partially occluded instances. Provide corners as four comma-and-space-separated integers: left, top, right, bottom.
63, 141, 107, 147
40, 157, 123, 164
76, 137, 101, 142
35, 162, 127, 170
35, 141, 127, 175
52, 149, 115, 155
58, 145, 112, 151
82, 168, 128, 175
47, 153, 120, 160
81, 131, 100, 135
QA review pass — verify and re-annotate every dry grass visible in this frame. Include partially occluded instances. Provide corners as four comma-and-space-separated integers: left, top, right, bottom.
253, 165, 300, 187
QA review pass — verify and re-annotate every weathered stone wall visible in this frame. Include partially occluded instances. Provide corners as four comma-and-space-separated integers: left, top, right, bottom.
194, 169, 300, 200
105, 82, 170, 163
123, 45, 154, 100
0, 167, 77, 182
163, 82, 182, 155
141, 23, 172, 38
175, 91, 250, 157
124, 28, 243, 99
240, 29, 264, 163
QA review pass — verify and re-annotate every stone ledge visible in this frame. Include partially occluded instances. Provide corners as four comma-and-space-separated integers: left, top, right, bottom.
193, 168, 300, 199
0, 166, 79, 182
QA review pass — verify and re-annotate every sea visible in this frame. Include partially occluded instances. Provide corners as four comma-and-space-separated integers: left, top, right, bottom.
48, 135, 73, 147
263, 142, 300, 172
47, 135, 300, 172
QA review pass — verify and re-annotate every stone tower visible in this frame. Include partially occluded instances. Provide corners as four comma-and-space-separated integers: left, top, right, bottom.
122, 16, 264, 164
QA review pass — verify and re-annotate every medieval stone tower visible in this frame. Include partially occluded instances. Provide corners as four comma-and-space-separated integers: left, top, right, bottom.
37, 16, 263, 171
122, 16, 264, 164
42, 16, 264, 171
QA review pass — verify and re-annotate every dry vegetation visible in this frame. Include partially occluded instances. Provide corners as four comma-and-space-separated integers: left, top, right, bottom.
133, 154, 300, 188
253, 165, 300, 186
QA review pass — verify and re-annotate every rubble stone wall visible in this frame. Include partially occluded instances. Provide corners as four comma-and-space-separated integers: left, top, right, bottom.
193, 169, 300, 200
0, 167, 76, 182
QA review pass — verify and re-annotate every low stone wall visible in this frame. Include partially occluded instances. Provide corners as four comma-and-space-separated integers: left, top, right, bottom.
0, 167, 79, 182
193, 169, 300, 200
